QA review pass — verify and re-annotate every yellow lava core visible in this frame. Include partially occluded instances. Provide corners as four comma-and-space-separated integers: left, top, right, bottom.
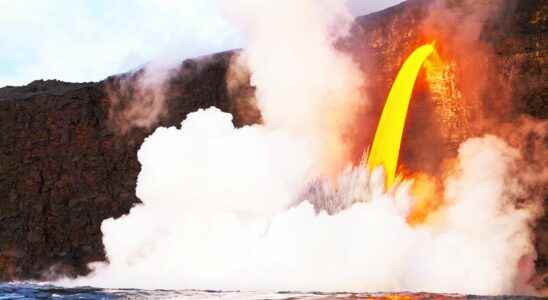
363, 43, 436, 189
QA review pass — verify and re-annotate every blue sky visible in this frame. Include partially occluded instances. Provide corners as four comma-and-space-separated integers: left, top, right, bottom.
0, 0, 402, 87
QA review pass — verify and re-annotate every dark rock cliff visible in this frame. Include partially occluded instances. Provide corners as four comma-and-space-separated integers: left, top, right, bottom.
0, 0, 546, 288
0, 52, 242, 279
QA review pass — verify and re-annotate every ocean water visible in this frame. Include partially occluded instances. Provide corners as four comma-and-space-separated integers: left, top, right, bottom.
0, 283, 543, 300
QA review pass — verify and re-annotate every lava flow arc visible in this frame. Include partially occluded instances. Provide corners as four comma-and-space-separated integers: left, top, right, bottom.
363, 43, 436, 188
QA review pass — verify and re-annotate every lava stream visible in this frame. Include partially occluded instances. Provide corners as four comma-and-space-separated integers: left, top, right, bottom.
364, 43, 436, 189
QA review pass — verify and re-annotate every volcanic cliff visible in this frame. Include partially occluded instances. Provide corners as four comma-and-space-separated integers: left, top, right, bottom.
0, 0, 546, 290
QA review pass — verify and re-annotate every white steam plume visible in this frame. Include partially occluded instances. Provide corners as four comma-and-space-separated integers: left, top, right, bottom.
224, 0, 364, 176
61, 109, 539, 295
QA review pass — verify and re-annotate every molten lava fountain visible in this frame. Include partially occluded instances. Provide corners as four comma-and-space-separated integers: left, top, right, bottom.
364, 43, 436, 188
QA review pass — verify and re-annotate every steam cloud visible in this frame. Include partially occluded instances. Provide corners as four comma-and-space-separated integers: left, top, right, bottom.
224, 0, 364, 176
59, 0, 544, 296
62, 108, 540, 295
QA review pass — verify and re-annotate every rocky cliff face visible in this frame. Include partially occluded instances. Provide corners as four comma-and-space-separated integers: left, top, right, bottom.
0, 52, 243, 279
0, 0, 546, 288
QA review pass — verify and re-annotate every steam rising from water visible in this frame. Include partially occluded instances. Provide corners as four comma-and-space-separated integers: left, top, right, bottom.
61, 0, 543, 295
64, 108, 538, 295
224, 0, 364, 176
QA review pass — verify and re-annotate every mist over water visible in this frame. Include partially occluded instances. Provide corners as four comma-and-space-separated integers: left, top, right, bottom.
59, 108, 538, 295
58, 0, 543, 296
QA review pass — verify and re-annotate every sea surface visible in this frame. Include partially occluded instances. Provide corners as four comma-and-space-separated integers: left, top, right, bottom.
0, 283, 543, 300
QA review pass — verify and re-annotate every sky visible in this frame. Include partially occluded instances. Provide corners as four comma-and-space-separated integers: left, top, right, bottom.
0, 0, 403, 87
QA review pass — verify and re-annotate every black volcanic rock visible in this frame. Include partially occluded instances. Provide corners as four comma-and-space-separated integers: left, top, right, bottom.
0, 0, 546, 290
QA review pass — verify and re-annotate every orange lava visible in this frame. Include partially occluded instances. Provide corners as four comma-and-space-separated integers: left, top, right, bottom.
406, 172, 443, 226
